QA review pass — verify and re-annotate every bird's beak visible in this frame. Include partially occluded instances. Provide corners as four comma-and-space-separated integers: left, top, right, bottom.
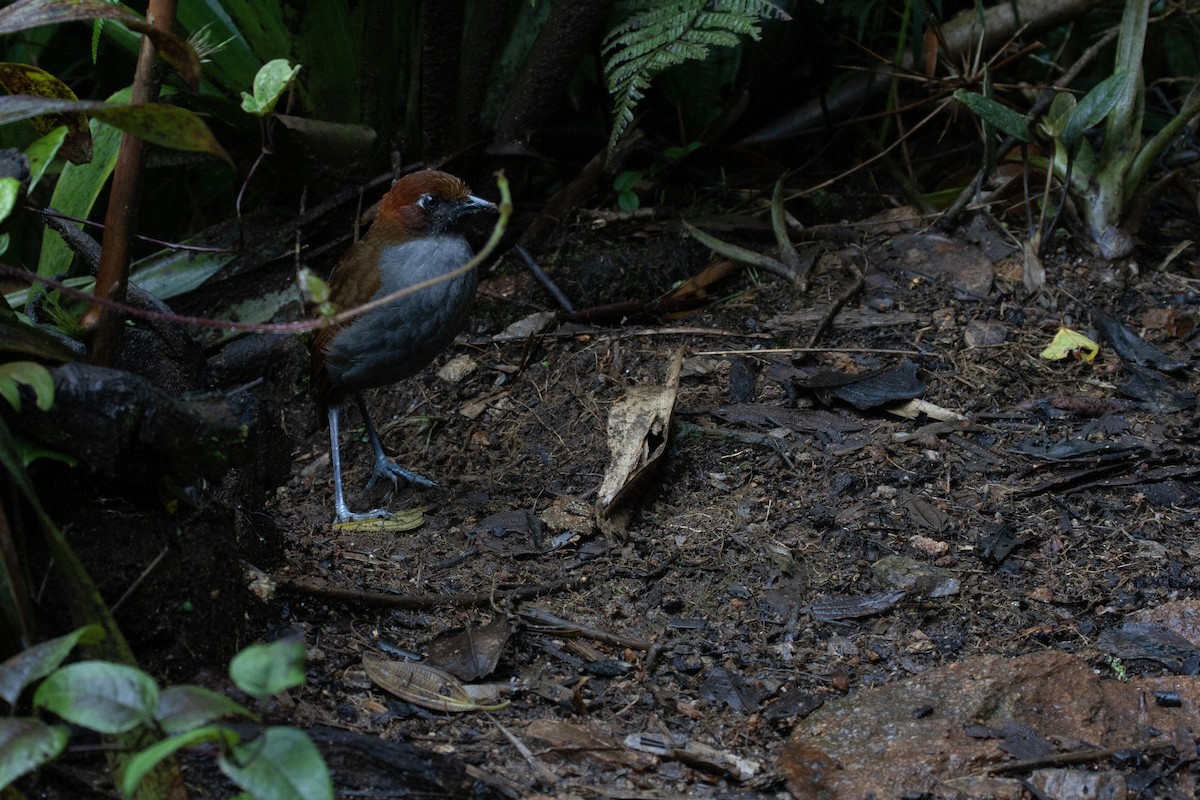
466, 194, 498, 214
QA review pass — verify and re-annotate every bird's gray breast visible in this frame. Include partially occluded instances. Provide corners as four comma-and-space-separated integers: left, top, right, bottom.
324, 235, 478, 393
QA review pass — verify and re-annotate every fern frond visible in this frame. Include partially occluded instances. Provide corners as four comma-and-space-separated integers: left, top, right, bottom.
602, 0, 790, 154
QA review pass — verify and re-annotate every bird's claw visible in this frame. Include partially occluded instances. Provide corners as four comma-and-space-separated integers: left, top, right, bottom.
334, 507, 392, 525
365, 456, 439, 491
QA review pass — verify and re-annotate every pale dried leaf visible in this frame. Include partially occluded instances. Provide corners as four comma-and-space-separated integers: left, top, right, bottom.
362, 652, 509, 713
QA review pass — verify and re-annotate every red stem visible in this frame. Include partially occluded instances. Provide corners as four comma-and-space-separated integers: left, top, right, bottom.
83, 0, 178, 366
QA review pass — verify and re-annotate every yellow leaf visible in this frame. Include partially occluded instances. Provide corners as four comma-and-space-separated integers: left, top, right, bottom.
1041, 327, 1099, 362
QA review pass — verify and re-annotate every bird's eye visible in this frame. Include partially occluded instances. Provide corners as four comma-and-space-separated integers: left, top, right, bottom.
417, 193, 442, 212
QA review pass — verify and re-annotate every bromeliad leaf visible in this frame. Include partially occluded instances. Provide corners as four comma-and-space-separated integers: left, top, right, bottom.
38, 108, 123, 277
1060, 71, 1127, 148
24, 126, 69, 191
953, 90, 1029, 142
0, 177, 19, 224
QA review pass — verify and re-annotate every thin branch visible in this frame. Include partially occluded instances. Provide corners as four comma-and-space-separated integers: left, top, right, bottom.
84, 0, 177, 365
275, 577, 574, 608
40, 209, 235, 254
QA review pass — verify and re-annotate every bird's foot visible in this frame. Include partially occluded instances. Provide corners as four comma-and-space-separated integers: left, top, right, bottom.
333, 505, 427, 531
364, 455, 439, 491
333, 506, 393, 526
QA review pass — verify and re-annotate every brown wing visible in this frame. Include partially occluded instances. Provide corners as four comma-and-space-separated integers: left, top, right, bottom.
310, 237, 383, 409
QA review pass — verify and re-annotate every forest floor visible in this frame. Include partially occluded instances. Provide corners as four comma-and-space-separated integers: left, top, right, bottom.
25, 179, 1200, 799
253, 197, 1200, 799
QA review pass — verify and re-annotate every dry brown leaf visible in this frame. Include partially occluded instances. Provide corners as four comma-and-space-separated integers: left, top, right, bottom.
596, 348, 683, 520
362, 652, 510, 713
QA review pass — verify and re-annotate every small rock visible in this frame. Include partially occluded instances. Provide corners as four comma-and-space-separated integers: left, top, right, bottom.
1028, 769, 1126, 800
964, 320, 1007, 348
437, 354, 477, 383
873, 555, 960, 598
910, 534, 950, 557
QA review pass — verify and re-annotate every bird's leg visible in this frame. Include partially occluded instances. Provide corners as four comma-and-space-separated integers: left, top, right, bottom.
355, 394, 439, 491
328, 404, 391, 523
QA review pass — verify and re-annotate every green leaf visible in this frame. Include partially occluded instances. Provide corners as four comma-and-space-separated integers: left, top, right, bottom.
0, 177, 19, 225
12, 433, 77, 469
0, 717, 69, 787
229, 639, 306, 699
195, 285, 301, 348
219, 728, 332, 800
24, 125, 68, 192
0, 96, 231, 164
91, 17, 102, 64
0, 625, 104, 707
613, 170, 641, 193
274, 115, 376, 166
298, 268, 329, 305
1041, 92, 1076, 139
33, 661, 159, 734
0, 315, 80, 362
129, 243, 236, 299
1060, 71, 1127, 148
156, 685, 255, 735
0, 404, 39, 506
240, 59, 301, 116
38, 101, 123, 277
0, 360, 54, 412
953, 90, 1029, 142
122, 725, 240, 796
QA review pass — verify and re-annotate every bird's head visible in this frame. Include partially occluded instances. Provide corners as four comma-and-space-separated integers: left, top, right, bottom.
375, 170, 496, 238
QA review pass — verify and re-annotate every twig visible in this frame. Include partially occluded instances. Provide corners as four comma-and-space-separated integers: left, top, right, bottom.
805, 257, 865, 348
490, 714, 559, 788
39, 208, 234, 254
692, 346, 921, 356
516, 245, 575, 314
110, 547, 169, 615
566, 294, 713, 324
519, 606, 653, 652
42, 210, 102, 270
478, 326, 773, 345
981, 738, 1183, 774
275, 577, 573, 608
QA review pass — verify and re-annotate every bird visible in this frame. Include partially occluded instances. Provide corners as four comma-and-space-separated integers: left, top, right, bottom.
311, 170, 496, 523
